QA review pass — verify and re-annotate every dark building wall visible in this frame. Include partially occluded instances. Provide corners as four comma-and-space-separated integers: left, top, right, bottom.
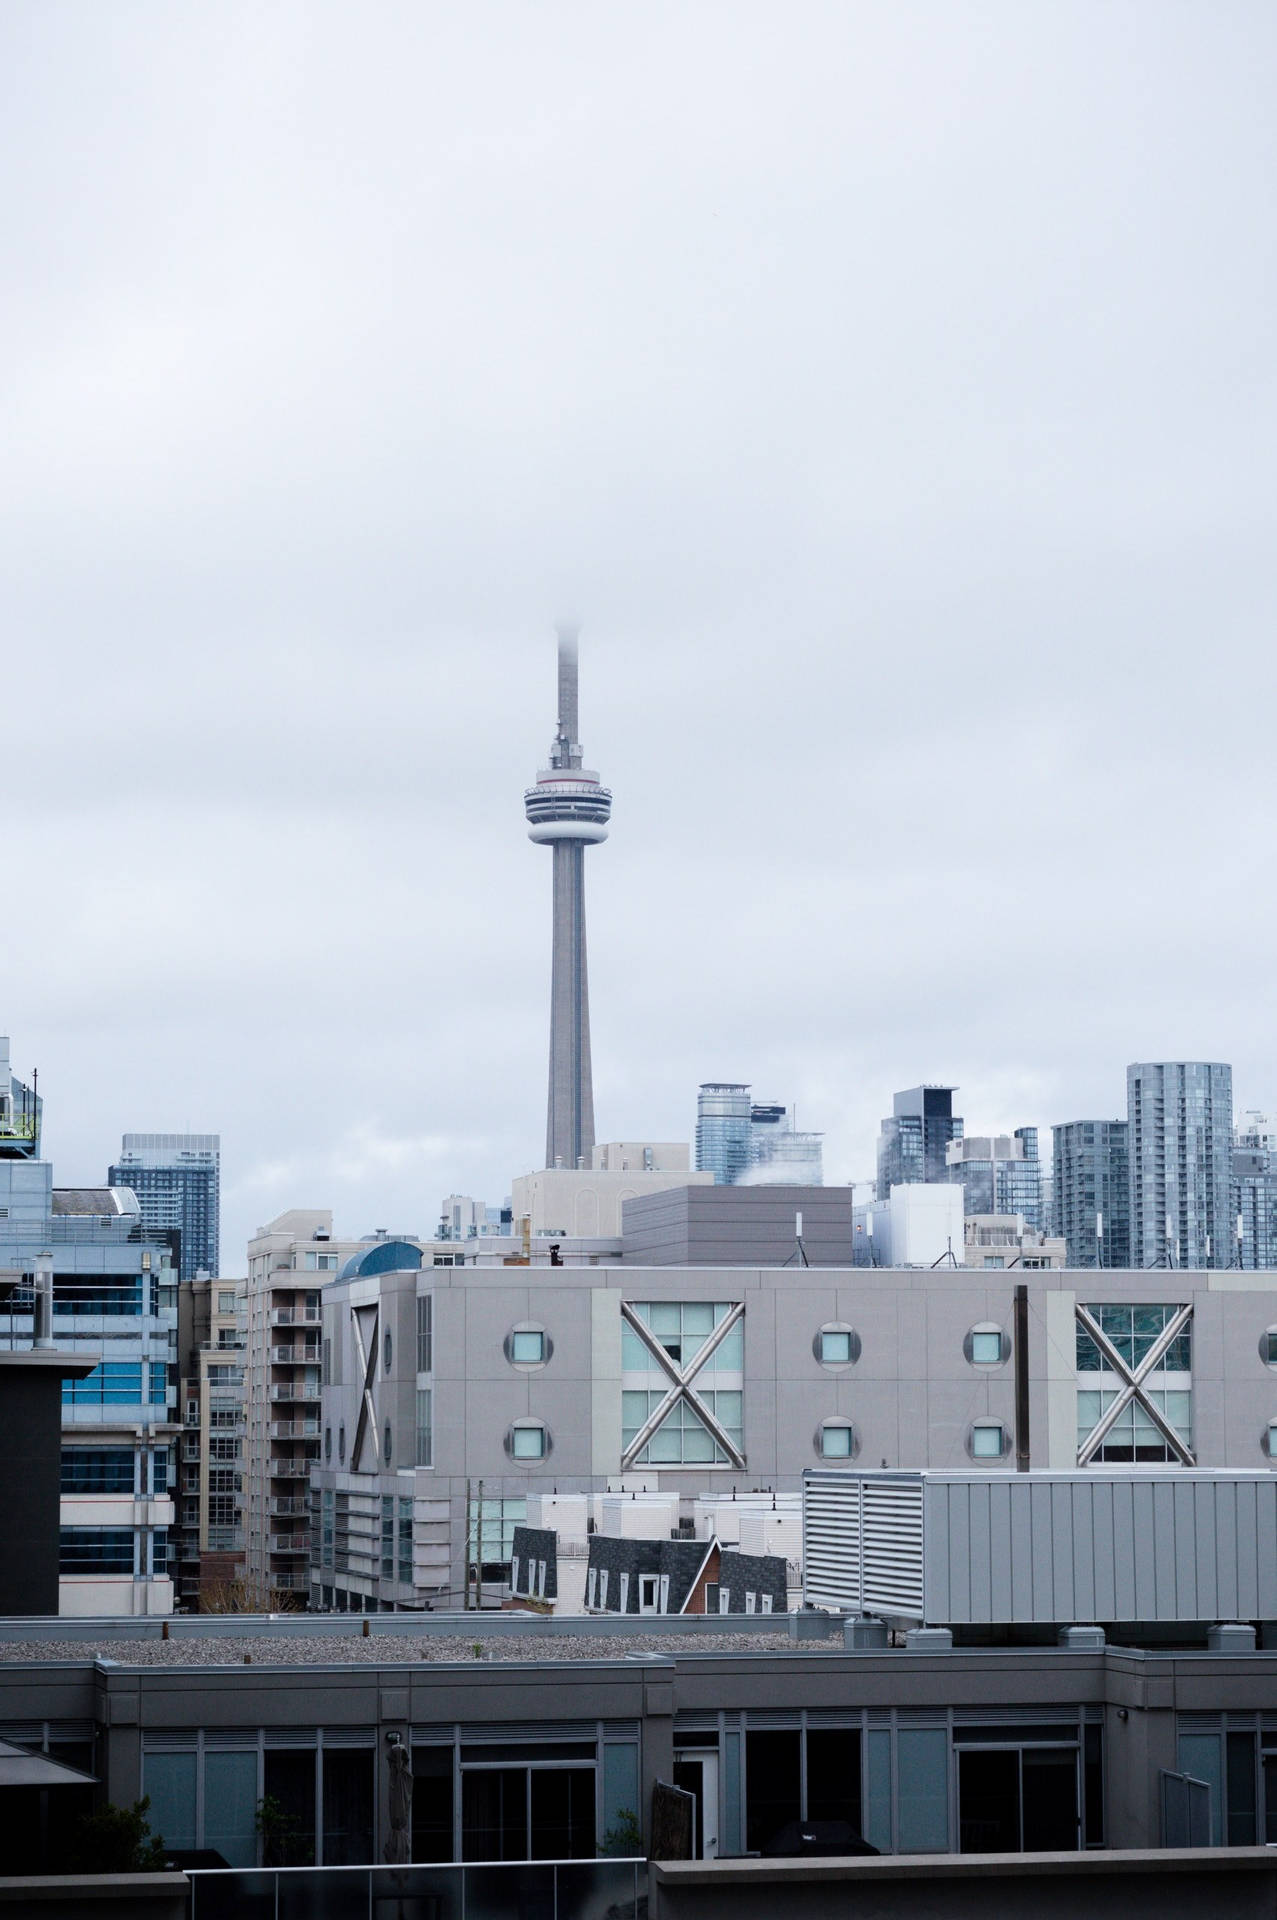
718, 1550, 787, 1614
0, 1360, 66, 1613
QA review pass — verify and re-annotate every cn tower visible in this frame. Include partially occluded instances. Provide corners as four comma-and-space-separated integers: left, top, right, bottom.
524, 627, 612, 1170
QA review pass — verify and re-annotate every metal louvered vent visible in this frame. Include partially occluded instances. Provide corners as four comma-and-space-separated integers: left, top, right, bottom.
321, 1727, 376, 1747
142, 1731, 198, 1752
802, 1473, 863, 1611
460, 1721, 595, 1743
802, 1470, 925, 1621
860, 1477, 924, 1617
264, 1728, 318, 1748
203, 1730, 257, 1751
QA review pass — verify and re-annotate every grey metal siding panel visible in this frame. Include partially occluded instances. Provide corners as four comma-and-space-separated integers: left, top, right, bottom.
1173, 1480, 1198, 1619
1070, 1481, 1095, 1621
1193, 1480, 1217, 1620
1153, 1481, 1177, 1618
1009, 1480, 1033, 1621
1112, 1481, 1136, 1617
1236, 1478, 1260, 1615
948, 1484, 971, 1624
1131, 1481, 1155, 1618
1258, 1481, 1277, 1611
1216, 1484, 1239, 1618
968, 1484, 991, 1628
1050, 1482, 1074, 1622
988, 1482, 1013, 1623
924, 1482, 951, 1623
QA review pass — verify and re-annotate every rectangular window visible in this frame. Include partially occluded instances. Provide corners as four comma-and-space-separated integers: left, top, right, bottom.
415, 1390, 432, 1467
761, 1593, 773, 1614
511, 1427, 545, 1459
209, 1435, 239, 1464
61, 1449, 134, 1494
821, 1424, 853, 1457
599, 1569, 609, 1608
217, 1291, 237, 1313
399, 1499, 413, 1583
417, 1295, 433, 1372
820, 1330, 853, 1363
511, 1329, 545, 1363
971, 1424, 1005, 1458
639, 1574, 659, 1613
587, 1567, 598, 1609
971, 1331, 1002, 1364
59, 1528, 135, 1574
719, 1588, 730, 1613
745, 1591, 756, 1614
619, 1571, 629, 1612
897, 1728, 949, 1851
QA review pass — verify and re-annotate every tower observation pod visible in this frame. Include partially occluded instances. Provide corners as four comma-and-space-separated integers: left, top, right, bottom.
525, 627, 612, 1172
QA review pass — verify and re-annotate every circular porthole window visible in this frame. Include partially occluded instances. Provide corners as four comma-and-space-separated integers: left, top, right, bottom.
505, 1421, 550, 1462
504, 1325, 552, 1369
965, 1324, 1010, 1366
813, 1325, 861, 1368
968, 1420, 1010, 1461
815, 1418, 857, 1459
1260, 1329, 1277, 1369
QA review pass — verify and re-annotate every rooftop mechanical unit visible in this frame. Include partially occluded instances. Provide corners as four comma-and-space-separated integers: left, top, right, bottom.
803, 1467, 1277, 1628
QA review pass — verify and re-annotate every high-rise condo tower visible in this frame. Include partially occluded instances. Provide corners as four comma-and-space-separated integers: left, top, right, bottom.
525, 627, 612, 1170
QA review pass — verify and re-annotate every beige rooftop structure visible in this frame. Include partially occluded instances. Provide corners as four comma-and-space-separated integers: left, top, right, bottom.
512, 1143, 711, 1239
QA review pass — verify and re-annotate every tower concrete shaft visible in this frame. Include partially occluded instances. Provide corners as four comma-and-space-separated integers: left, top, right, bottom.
524, 629, 611, 1170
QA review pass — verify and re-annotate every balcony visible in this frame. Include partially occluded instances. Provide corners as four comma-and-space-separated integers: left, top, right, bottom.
271, 1307, 321, 1327
271, 1344, 322, 1365
269, 1534, 311, 1554
269, 1420, 320, 1439
270, 1498, 310, 1518
270, 1459, 313, 1478
270, 1382, 321, 1403
201, 1338, 245, 1353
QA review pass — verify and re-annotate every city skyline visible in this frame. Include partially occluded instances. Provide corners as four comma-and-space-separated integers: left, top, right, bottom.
3, 4, 1275, 1267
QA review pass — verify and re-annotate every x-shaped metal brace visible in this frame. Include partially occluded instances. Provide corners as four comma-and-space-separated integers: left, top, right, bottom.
351, 1301, 381, 1471
1075, 1301, 1195, 1466
620, 1299, 746, 1470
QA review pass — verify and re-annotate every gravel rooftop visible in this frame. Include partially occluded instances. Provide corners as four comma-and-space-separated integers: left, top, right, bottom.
0, 1631, 806, 1666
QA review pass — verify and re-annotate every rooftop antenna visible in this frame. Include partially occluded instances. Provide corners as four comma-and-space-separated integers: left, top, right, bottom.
783, 1209, 810, 1269
930, 1237, 959, 1269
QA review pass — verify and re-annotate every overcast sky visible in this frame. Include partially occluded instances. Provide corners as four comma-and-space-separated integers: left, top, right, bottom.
4, 2, 1275, 1271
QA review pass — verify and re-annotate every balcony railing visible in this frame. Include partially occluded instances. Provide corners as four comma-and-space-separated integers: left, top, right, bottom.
270, 1460, 312, 1478
269, 1420, 320, 1439
187, 1860, 645, 1920
270, 1382, 321, 1402
271, 1307, 322, 1326
269, 1534, 311, 1554
271, 1344, 322, 1365
270, 1498, 310, 1517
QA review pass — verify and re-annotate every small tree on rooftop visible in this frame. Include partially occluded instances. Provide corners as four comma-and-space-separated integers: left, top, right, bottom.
65, 1797, 167, 1873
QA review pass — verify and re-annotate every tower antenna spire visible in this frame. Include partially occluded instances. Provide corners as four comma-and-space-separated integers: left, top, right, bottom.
525, 628, 612, 1171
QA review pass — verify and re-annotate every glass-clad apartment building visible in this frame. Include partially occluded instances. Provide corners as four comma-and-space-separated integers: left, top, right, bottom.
109, 1132, 220, 1282
1053, 1120, 1131, 1269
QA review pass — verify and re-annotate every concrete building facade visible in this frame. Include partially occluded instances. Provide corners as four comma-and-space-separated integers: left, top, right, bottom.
312, 1252, 1277, 1615
243, 1209, 367, 1602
